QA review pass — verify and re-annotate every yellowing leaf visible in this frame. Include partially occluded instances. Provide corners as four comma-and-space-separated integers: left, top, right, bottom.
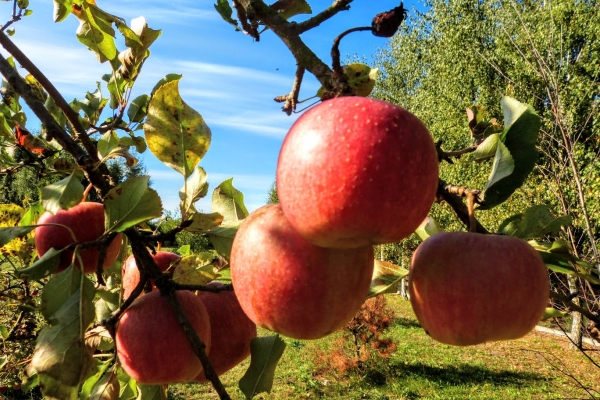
144, 79, 212, 179
172, 253, 219, 285
72, 2, 121, 63
344, 64, 378, 97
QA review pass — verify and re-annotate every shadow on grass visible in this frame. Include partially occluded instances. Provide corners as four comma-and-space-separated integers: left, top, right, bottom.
391, 317, 422, 329
389, 362, 546, 387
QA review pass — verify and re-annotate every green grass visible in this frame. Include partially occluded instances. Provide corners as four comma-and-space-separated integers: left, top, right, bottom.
170, 295, 600, 399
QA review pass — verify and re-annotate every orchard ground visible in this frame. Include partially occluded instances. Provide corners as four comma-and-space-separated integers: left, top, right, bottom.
0, 291, 597, 398
166, 295, 600, 400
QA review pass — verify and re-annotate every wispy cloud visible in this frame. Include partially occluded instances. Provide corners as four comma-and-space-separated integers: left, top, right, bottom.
173, 60, 291, 86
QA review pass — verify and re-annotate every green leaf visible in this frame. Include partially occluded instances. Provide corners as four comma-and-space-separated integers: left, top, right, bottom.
89, 367, 119, 400
41, 265, 96, 323
137, 384, 167, 400
0, 225, 34, 247
498, 205, 572, 240
104, 176, 163, 233
541, 307, 568, 321
484, 139, 514, 192
119, 135, 147, 153
103, 72, 127, 110
472, 133, 499, 161
368, 259, 409, 298
16, 247, 62, 280
177, 245, 191, 257
72, 3, 121, 63
414, 216, 443, 241
116, 17, 161, 81
0, 326, 9, 340
72, 85, 107, 126
21, 365, 39, 393
98, 145, 139, 167
479, 97, 540, 209
207, 222, 240, 260
116, 365, 138, 400
97, 131, 119, 159
278, 0, 312, 20
239, 335, 286, 399
32, 274, 96, 400
172, 253, 219, 286
53, 0, 72, 22
20, 202, 44, 225
80, 359, 113, 400
127, 94, 149, 123
145, 80, 212, 179
211, 178, 248, 225
41, 172, 85, 214
529, 240, 600, 284
214, 0, 239, 30
179, 166, 209, 218
185, 212, 223, 233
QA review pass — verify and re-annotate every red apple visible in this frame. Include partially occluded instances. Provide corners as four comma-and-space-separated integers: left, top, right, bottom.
230, 204, 374, 340
194, 282, 257, 382
35, 202, 123, 273
116, 290, 211, 384
276, 96, 439, 249
408, 232, 549, 346
121, 251, 180, 299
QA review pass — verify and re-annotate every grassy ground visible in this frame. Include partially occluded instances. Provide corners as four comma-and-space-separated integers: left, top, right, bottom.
170, 295, 600, 400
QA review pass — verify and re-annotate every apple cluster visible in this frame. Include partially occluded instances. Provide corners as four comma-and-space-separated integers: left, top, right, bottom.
116, 253, 257, 384
230, 97, 440, 340
34, 206, 256, 385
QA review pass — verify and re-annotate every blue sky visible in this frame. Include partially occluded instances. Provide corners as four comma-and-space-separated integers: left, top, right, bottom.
4, 0, 418, 213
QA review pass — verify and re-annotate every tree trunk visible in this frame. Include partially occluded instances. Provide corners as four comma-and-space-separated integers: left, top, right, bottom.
568, 275, 583, 350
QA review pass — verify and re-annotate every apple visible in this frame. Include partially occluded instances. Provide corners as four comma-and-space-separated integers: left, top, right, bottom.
408, 232, 549, 346
121, 251, 180, 299
194, 282, 257, 382
230, 204, 374, 340
276, 96, 439, 249
35, 202, 123, 273
116, 290, 211, 384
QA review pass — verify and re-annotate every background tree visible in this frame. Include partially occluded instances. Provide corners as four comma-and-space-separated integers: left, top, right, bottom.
373, 0, 600, 347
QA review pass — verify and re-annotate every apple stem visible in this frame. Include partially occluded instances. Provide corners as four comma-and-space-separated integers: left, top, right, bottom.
438, 180, 488, 234
331, 26, 373, 77
467, 193, 477, 233
435, 140, 478, 164
82, 184, 93, 203
102, 271, 150, 338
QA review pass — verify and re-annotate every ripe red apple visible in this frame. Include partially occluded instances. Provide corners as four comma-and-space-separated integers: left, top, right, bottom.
121, 251, 180, 299
116, 290, 211, 384
408, 232, 549, 346
276, 96, 439, 249
194, 282, 257, 382
35, 202, 123, 273
230, 204, 375, 340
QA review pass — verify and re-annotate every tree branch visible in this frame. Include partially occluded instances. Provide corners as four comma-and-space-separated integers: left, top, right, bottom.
125, 228, 231, 399
0, 49, 110, 195
292, 0, 354, 34
0, 32, 102, 162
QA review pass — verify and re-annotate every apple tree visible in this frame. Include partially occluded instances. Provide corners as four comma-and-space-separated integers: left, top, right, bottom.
0, 0, 597, 399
